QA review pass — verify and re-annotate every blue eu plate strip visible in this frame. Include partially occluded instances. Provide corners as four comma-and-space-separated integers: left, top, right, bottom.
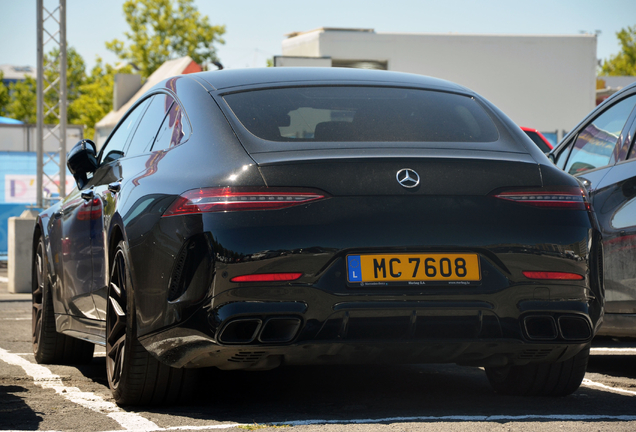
347, 255, 362, 282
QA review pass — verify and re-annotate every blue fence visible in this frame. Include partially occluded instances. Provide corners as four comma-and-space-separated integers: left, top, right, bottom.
0, 152, 69, 259
0, 203, 35, 260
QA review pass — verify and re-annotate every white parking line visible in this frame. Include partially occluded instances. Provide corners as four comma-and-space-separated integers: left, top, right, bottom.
2, 426, 248, 432
5, 414, 636, 432
272, 414, 636, 426
591, 347, 636, 354
582, 378, 636, 396
1, 413, 636, 432
2, 346, 636, 432
12, 352, 106, 357
0, 347, 161, 431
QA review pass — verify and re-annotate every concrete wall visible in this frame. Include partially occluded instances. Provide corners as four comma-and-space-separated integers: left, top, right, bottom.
282, 30, 597, 137
7, 210, 37, 293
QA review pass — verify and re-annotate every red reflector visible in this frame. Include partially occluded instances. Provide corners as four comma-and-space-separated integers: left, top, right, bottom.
522, 271, 584, 280
231, 273, 303, 282
163, 187, 327, 216
494, 187, 589, 210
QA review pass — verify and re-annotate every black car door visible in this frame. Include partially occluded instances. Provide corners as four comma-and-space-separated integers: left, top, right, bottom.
56, 187, 100, 320
81, 96, 152, 319
89, 93, 176, 319
591, 104, 636, 316
554, 93, 636, 317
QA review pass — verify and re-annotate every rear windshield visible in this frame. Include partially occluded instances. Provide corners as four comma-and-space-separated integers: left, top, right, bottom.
223, 86, 499, 143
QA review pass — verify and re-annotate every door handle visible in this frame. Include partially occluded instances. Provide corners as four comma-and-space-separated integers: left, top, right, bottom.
81, 189, 94, 201
108, 182, 121, 193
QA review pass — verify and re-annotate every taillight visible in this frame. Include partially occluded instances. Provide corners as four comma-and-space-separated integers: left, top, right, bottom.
522, 271, 584, 280
231, 273, 303, 282
493, 186, 589, 210
163, 187, 328, 216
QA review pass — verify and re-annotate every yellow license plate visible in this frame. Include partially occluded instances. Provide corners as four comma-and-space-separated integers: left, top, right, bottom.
347, 253, 480, 283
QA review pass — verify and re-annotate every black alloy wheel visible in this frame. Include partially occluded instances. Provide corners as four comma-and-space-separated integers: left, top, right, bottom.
106, 240, 197, 406
32, 235, 94, 364
32, 239, 45, 355
106, 245, 128, 392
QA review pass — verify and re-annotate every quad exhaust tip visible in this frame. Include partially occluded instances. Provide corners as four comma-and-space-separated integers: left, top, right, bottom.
523, 315, 591, 341
258, 318, 302, 343
218, 319, 262, 344
219, 317, 302, 344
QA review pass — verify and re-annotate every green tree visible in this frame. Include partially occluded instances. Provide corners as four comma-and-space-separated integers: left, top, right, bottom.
601, 25, 636, 76
5, 77, 37, 123
5, 47, 87, 124
70, 58, 134, 140
0, 72, 10, 116
0, 71, 10, 117
106, 0, 226, 78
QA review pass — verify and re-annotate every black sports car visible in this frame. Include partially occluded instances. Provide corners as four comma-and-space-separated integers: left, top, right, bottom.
32, 68, 602, 405
549, 80, 636, 338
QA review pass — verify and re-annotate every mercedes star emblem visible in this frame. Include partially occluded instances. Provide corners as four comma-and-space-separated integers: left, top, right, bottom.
396, 168, 420, 188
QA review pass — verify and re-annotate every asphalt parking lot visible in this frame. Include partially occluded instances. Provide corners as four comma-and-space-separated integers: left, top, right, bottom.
1, 264, 635, 432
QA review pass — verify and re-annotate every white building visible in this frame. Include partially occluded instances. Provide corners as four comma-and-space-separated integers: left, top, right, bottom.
277, 28, 598, 143
0, 64, 36, 86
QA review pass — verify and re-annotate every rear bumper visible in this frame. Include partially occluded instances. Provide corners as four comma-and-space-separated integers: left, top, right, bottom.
138, 288, 598, 369
131, 194, 602, 368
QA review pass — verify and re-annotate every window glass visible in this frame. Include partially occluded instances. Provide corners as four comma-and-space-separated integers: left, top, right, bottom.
100, 97, 150, 164
127, 93, 175, 157
565, 95, 636, 175
556, 139, 573, 169
223, 86, 499, 143
151, 102, 190, 151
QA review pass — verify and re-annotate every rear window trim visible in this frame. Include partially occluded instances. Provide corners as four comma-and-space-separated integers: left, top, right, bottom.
218, 83, 474, 99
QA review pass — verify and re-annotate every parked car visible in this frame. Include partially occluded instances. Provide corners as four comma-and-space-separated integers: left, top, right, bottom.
32, 68, 602, 405
521, 126, 554, 153
549, 81, 636, 339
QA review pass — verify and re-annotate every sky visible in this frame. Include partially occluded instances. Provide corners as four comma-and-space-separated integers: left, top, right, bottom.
0, 0, 635, 72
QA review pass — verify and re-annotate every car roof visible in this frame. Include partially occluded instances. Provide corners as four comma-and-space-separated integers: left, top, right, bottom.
193, 67, 471, 94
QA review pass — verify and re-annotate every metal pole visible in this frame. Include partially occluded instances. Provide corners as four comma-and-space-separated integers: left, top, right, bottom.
36, 0, 44, 209
59, 0, 67, 198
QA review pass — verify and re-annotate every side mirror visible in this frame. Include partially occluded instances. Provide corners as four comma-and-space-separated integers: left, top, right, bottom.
67, 139, 98, 189
568, 161, 595, 175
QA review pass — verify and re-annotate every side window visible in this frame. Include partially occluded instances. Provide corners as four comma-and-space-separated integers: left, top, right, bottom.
151, 102, 191, 152
100, 97, 151, 164
555, 139, 574, 169
565, 95, 636, 175
126, 93, 175, 157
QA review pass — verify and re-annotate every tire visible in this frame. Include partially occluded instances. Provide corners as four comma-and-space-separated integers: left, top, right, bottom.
32, 236, 94, 364
106, 240, 197, 406
485, 345, 590, 396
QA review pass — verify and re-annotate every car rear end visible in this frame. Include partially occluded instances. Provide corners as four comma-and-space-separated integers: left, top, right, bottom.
139, 79, 602, 377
